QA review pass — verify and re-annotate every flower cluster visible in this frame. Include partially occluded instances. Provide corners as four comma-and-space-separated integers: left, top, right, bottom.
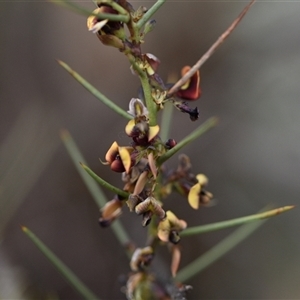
87, 0, 213, 298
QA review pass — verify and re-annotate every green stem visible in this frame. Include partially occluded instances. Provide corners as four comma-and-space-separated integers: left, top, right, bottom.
140, 72, 157, 126
158, 117, 218, 165
51, 0, 130, 22
181, 206, 295, 237
136, 0, 166, 30
22, 226, 101, 300
58, 60, 132, 120
160, 102, 174, 142
81, 163, 130, 199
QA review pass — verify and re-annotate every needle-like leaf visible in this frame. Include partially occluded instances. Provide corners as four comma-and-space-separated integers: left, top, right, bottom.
51, 0, 129, 22
176, 213, 263, 283
136, 0, 166, 30
80, 162, 130, 199
181, 206, 295, 237
60, 129, 131, 247
22, 226, 101, 300
57, 60, 132, 120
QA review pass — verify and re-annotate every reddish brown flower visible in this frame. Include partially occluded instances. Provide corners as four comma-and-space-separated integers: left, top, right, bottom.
176, 66, 201, 100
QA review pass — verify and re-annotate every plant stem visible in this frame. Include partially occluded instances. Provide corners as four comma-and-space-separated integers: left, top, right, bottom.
160, 102, 174, 142
22, 226, 101, 300
139, 72, 157, 126
181, 206, 295, 237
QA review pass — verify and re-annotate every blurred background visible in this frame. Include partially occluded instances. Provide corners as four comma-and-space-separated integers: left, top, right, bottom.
0, 1, 299, 299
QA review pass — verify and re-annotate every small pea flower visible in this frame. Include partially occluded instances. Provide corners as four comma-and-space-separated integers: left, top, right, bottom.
126, 98, 160, 145
157, 211, 187, 244
127, 98, 149, 118
143, 53, 160, 76
176, 66, 201, 100
104, 141, 135, 173
188, 174, 213, 209
87, 5, 125, 49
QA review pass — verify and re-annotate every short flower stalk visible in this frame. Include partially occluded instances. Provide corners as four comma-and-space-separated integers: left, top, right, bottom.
22, 0, 295, 299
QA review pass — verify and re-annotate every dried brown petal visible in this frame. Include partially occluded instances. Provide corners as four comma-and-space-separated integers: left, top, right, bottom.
126, 194, 142, 212
171, 245, 181, 277
130, 246, 153, 271
150, 197, 165, 220
147, 152, 157, 179
99, 198, 122, 227
135, 197, 151, 215
133, 170, 148, 196
142, 210, 153, 226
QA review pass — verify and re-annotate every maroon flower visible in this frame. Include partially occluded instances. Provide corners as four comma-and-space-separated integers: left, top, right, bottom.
176, 66, 201, 101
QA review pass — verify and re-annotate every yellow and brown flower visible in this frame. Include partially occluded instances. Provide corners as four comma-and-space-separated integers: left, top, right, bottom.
188, 174, 213, 209
104, 141, 135, 173
157, 210, 187, 244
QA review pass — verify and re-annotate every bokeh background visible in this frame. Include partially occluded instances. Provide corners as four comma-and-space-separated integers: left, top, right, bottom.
1, 1, 299, 299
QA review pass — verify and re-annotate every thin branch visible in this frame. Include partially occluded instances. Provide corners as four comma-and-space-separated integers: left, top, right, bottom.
167, 0, 256, 97
181, 206, 295, 237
